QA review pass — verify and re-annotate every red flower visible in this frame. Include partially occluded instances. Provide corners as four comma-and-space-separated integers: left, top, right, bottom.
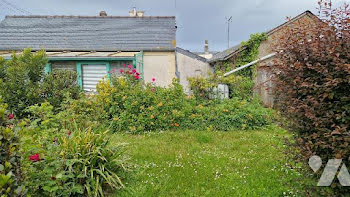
8, 114, 14, 120
151, 88, 155, 92
128, 65, 132, 69
132, 69, 137, 73
152, 78, 156, 82
120, 69, 124, 73
136, 72, 140, 76
134, 75, 140, 80
67, 131, 72, 136
29, 154, 40, 162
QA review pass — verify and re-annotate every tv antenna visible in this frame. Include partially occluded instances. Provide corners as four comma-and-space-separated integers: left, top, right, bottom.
226, 16, 232, 48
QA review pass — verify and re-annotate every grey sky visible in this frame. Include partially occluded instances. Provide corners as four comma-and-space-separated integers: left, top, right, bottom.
0, 0, 345, 52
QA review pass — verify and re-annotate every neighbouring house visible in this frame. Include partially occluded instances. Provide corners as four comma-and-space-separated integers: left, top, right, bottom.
176, 47, 212, 94
0, 9, 179, 92
209, 10, 322, 107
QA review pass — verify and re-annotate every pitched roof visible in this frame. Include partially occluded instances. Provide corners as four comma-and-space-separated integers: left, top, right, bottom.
176, 47, 207, 63
0, 15, 176, 51
209, 10, 319, 63
208, 44, 241, 63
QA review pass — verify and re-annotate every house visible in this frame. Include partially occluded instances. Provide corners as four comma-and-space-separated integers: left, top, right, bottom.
176, 47, 212, 94
209, 10, 322, 107
0, 10, 178, 91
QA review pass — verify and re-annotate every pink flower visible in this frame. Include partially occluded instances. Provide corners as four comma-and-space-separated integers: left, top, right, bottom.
134, 75, 140, 80
128, 65, 132, 69
132, 69, 137, 73
151, 88, 155, 92
152, 78, 156, 82
8, 114, 14, 120
67, 131, 72, 136
119, 69, 124, 73
29, 154, 40, 162
136, 72, 140, 76
122, 64, 126, 67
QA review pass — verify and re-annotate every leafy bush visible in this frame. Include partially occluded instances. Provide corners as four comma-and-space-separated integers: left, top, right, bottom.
92, 66, 272, 133
272, 0, 349, 193
96, 67, 192, 133
188, 72, 254, 101
0, 98, 26, 196
40, 70, 81, 110
22, 103, 127, 196
189, 98, 273, 131
0, 49, 47, 118
0, 49, 80, 118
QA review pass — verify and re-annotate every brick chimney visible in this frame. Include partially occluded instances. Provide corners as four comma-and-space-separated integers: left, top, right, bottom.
100, 11, 107, 17
129, 7, 145, 17
204, 40, 209, 54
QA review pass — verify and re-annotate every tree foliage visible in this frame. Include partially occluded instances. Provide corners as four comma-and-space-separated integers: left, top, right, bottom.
272, 0, 349, 191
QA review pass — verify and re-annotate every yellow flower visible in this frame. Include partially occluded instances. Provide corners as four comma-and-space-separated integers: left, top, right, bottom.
198, 105, 204, 109
150, 115, 154, 119
113, 117, 119, 121
223, 109, 228, 112
140, 106, 145, 110
148, 106, 154, 111
151, 122, 155, 125
157, 102, 163, 107
123, 96, 127, 100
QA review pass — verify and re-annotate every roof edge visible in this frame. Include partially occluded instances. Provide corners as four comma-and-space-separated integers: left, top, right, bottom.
176, 47, 207, 63
5, 15, 176, 19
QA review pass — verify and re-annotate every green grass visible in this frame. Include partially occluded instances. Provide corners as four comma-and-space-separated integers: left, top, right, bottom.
110, 126, 309, 197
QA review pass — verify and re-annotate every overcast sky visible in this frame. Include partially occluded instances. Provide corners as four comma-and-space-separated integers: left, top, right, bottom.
0, 0, 347, 52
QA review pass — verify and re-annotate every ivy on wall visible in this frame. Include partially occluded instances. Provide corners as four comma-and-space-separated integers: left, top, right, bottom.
189, 33, 267, 101
216, 33, 267, 78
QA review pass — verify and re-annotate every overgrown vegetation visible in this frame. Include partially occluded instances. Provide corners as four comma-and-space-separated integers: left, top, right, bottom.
0, 98, 26, 196
189, 33, 267, 100
0, 50, 81, 118
22, 102, 127, 196
272, 0, 349, 194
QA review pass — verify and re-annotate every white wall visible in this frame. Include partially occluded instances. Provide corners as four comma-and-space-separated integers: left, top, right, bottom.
176, 51, 213, 94
143, 51, 176, 87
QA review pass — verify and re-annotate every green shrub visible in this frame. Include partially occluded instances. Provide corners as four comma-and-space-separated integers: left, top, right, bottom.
0, 49, 47, 118
22, 103, 127, 196
0, 98, 26, 196
189, 98, 273, 131
94, 67, 193, 133
40, 69, 81, 110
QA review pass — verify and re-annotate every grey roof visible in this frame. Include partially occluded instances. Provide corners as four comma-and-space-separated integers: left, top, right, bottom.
209, 10, 319, 63
209, 44, 242, 63
0, 15, 176, 51
176, 47, 207, 63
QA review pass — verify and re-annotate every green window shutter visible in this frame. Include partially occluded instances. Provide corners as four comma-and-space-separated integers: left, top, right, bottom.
44, 63, 52, 74
106, 62, 111, 80
76, 63, 83, 88
135, 51, 144, 78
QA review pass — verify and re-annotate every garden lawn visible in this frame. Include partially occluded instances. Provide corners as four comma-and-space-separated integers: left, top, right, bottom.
111, 126, 306, 197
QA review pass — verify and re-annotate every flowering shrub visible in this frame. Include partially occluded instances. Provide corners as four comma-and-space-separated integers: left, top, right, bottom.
93, 66, 272, 133
0, 98, 26, 196
96, 66, 192, 133
21, 103, 127, 196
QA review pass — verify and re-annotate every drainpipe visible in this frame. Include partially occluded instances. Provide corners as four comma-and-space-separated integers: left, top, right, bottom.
223, 52, 277, 77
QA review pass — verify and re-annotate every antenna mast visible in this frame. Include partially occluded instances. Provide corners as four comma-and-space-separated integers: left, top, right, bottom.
226, 16, 232, 48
